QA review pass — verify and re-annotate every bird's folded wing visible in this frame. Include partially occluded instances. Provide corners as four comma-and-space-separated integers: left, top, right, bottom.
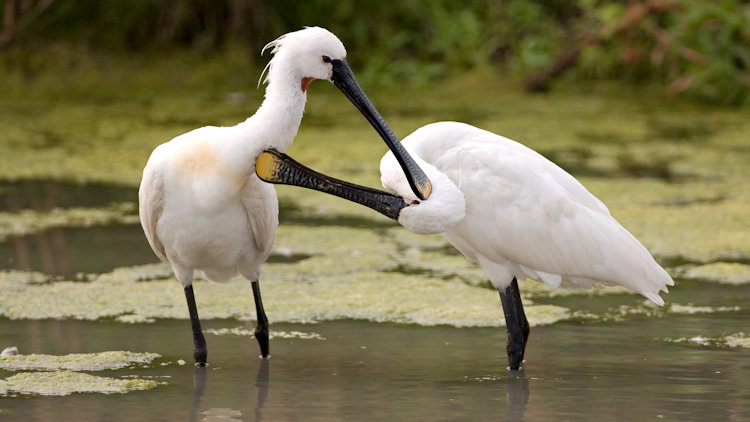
138, 167, 168, 262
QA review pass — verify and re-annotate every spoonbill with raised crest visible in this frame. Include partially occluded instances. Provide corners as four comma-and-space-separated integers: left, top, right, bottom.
138, 27, 432, 366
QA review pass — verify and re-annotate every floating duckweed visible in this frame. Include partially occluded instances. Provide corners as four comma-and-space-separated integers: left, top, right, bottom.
0, 371, 159, 396
0, 270, 50, 286
0, 351, 160, 371
273, 225, 394, 262
664, 333, 750, 348
202, 408, 243, 420
679, 262, 750, 285
255, 271, 569, 327
385, 226, 453, 251
578, 175, 750, 266
116, 314, 156, 324
0, 203, 139, 240
725, 333, 750, 348
583, 302, 660, 323
96, 263, 175, 284
0, 263, 572, 327
594, 301, 742, 323
669, 304, 741, 314
205, 327, 325, 340
518, 278, 631, 298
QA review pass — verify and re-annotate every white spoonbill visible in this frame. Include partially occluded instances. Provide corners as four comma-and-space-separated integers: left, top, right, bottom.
138, 27, 431, 366
256, 121, 674, 370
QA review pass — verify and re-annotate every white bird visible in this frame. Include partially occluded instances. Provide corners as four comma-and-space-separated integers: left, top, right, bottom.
256, 121, 674, 370
138, 27, 431, 366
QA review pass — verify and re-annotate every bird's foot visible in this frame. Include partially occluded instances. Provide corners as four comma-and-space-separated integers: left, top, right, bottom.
506, 341, 525, 371
193, 346, 208, 367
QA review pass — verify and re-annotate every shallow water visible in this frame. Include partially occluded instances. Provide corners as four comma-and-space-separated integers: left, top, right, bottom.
1, 316, 748, 421
1, 74, 749, 419
0, 224, 154, 278
0, 185, 749, 420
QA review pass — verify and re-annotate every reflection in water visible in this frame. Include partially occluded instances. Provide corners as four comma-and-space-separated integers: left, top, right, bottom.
254, 359, 270, 422
201, 408, 243, 421
0, 180, 136, 211
8, 228, 72, 276
0, 179, 156, 277
1, 225, 158, 277
189, 367, 208, 422
1, 317, 749, 419
187, 361, 269, 422
506, 371, 530, 422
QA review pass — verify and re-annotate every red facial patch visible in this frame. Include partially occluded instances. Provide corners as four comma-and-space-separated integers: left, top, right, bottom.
301, 77, 314, 92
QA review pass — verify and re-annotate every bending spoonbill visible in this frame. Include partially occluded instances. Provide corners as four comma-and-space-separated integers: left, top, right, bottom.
256, 121, 674, 370
138, 27, 431, 366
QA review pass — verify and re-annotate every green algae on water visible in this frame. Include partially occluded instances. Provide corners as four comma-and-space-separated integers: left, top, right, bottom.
0, 263, 572, 328
663, 333, 750, 348
592, 301, 742, 323
0, 270, 50, 285
0, 371, 158, 396
679, 262, 750, 285
669, 304, 741, 315
0, 351, 160, 371
205, 327, 326, 340
0, 203, 139, 241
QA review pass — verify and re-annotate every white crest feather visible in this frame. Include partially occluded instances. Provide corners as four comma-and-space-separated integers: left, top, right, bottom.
257, 34, 287, 89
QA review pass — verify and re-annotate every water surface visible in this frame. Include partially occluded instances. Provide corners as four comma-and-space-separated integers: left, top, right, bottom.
1, 316, 748, 421
1, 75, 749, 420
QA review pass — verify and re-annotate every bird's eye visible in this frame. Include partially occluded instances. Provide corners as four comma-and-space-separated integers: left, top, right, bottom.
322, 55, 332, 63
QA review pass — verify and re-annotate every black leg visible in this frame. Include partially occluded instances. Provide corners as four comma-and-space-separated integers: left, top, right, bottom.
508, 278, 530, 351
252, 281, 270, 358
499, 277, 529, 370
184, 285, 207, 366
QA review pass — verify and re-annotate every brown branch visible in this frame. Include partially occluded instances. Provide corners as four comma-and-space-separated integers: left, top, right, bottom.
524, 48, 581, 92
522, 0, 680, 92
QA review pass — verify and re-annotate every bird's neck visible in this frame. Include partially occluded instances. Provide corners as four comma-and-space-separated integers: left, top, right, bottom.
223, 73, 308, 176
250, 75, 308, 152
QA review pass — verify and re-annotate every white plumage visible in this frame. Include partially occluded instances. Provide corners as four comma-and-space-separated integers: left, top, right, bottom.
138, 27, 427, 365
140, 27, 346, 288
381, 121, 674, 305
253, 120, 674, 370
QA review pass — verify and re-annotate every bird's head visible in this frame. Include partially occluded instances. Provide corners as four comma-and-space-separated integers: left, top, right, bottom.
380, 152, 466, 235
260, 27, 346, 92
259, 27, 433, 203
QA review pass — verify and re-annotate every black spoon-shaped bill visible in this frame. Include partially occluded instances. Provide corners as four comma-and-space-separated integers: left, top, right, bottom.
329, 59, 431, 200
255, 149, 407, 220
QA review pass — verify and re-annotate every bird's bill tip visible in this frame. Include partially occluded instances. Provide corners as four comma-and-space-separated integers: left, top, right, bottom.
329, 59, 432, 200
414, 174, 432, 199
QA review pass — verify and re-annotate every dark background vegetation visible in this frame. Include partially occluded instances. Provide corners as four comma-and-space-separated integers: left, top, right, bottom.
1, 0, 749, 105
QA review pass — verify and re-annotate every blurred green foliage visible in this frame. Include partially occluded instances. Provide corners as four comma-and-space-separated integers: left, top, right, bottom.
1, 0, 748, 104
577, 0, 750, 105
